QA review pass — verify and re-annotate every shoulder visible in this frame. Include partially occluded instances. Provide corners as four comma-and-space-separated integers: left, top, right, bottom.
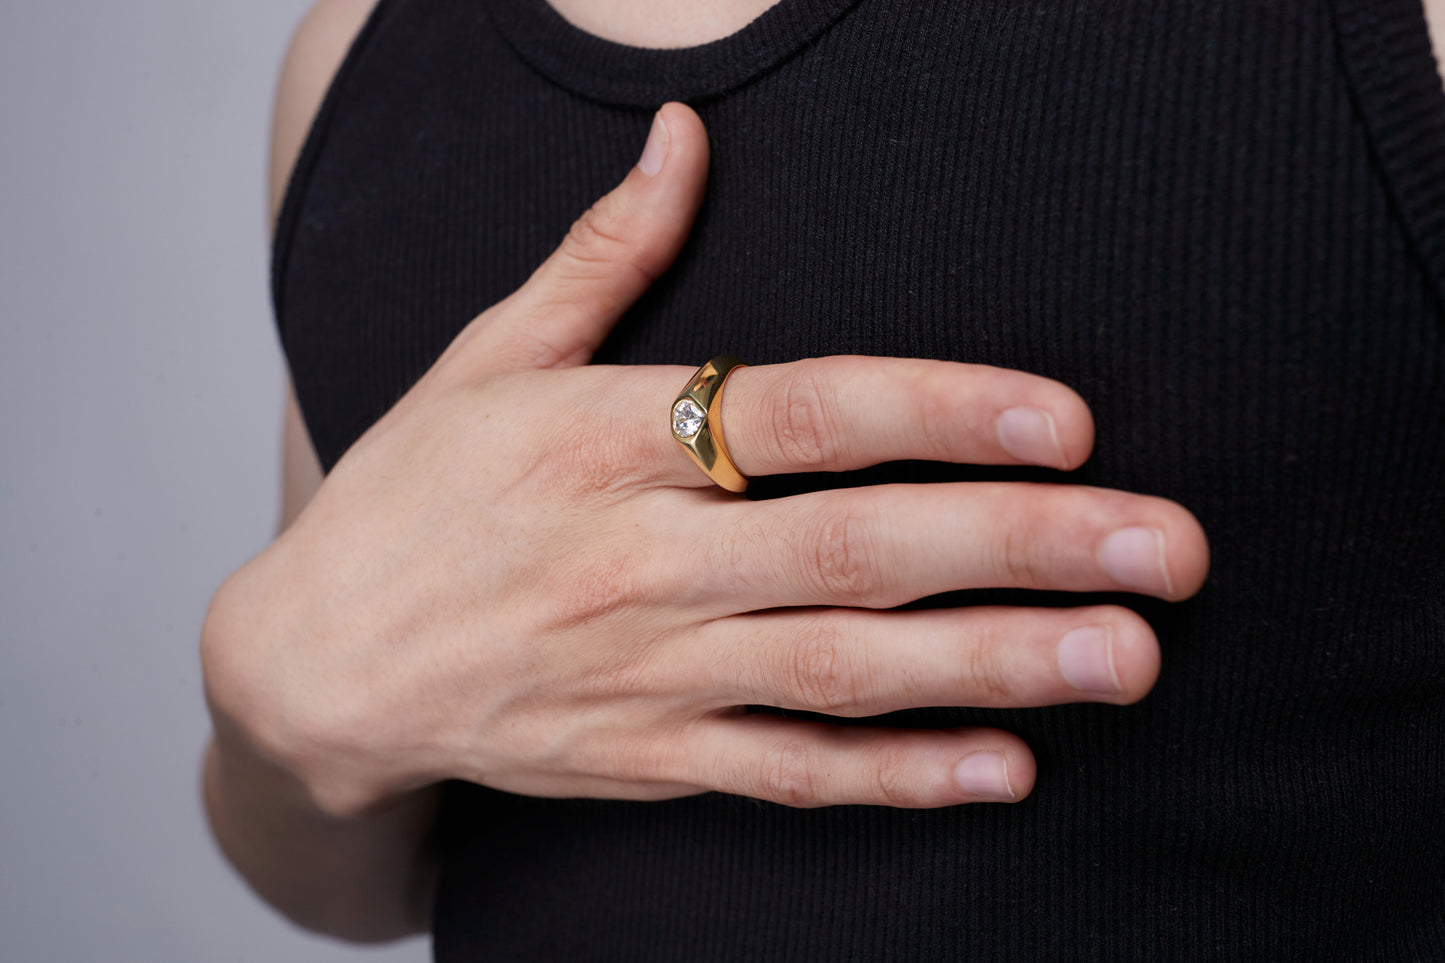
268, 0, 382, 230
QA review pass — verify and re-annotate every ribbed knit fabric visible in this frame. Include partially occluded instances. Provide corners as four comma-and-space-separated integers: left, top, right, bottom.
272, 0, 1445, 958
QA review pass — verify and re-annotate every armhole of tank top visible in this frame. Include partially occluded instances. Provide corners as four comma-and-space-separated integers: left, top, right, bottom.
1335, 0, 1445, 312
270, 0, 401, 340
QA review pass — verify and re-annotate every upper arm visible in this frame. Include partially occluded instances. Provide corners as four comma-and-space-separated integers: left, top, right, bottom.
269, 0, 381, 233
270, 0, 380, 534
1427, 0, 1445, 86
280, 381, 324, 534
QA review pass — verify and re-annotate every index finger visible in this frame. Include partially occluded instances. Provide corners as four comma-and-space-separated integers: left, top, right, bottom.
621, 356, 1095, 488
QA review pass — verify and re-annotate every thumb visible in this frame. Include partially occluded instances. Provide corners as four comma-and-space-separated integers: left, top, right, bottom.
478, 102, 710, 371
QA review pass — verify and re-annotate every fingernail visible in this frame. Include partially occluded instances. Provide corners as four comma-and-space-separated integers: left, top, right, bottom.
954, 751, 1015, 801
637, 111, 670, 176
1056, 625, 1120, 695
1097, 526, 1174, 596
996, 407, 1066, 468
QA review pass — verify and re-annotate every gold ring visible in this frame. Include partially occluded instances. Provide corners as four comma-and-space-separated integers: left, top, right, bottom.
671, 355, 749, 492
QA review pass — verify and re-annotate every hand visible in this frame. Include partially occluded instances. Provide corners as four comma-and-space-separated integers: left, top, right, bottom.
201, 103, 1209, 819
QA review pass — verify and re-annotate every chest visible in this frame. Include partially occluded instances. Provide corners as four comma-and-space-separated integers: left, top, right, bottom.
275, 0, 1445, 710
279, 0, 1445, 512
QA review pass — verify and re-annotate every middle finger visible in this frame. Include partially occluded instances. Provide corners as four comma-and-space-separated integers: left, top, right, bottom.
696, 481, 1210, 613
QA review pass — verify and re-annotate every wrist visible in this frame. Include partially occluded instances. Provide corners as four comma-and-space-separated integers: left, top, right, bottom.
200, 548, 400, 819
203, 734, 441, 941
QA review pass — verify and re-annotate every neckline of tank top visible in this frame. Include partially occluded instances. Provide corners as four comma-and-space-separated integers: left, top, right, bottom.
487, 0, 865, 106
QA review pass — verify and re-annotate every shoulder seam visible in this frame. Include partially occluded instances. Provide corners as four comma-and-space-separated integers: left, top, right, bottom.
270, 0, 401, 341
1334, 0, 1445, 311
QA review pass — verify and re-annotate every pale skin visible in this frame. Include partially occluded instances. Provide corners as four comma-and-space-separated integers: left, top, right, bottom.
202, 0, 1445, 944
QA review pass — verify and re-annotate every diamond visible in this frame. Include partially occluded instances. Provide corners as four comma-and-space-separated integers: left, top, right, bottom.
672, 398, 706, 439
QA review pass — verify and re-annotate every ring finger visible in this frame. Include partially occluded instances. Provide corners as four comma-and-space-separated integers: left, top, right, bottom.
687, 604, 1159, 718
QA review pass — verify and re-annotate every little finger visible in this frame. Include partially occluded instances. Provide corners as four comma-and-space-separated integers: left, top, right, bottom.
678, 714, 1036, 808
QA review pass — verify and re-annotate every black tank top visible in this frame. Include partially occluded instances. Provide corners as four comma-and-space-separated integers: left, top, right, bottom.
273, 0, 1445, 957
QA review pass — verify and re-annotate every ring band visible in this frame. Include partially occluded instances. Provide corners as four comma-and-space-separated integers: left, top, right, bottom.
671, 355, 750, 492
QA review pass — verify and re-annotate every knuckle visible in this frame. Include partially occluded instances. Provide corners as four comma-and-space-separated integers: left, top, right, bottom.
911, 366, 960, 461
768, 367, 841, 469
509, 312, 594, 369
995, 507, 1049, 589
566, 202, 626, 262
541, 414, 648, 500
966, 624, 1016, 702
786, 618, 864, 713
544, 546, 650, 630
594, 732, 665, 784
872, 742, 917, 807
758, 737, 822, 808
577, 647, 656, 705
560, 202, 653, 289
523, 371, 661, 499
802, 500, 883, 603
713, 519, 785, 603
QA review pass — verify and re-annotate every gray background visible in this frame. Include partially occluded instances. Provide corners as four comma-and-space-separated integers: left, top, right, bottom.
0, 2, 427, 960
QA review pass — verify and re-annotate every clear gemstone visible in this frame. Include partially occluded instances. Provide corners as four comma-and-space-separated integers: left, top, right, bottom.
672, 399, 706, 439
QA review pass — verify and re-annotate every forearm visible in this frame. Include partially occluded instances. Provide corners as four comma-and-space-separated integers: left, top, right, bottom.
202, 730, 441, 943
